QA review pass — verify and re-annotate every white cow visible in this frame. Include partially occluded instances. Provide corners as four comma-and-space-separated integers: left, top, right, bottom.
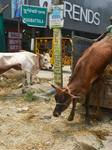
41, 52, 52, 69
0, 52, 52, 93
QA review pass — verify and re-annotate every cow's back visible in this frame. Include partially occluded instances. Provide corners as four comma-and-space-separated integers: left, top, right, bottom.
0, 52, 40, 79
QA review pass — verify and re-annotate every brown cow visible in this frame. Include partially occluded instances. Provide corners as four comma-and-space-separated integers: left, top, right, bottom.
52, 35, 112, 124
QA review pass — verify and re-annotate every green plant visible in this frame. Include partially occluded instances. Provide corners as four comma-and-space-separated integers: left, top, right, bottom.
24, 92, 38, 102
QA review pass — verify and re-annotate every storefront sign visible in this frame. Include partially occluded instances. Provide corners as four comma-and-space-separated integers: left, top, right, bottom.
38, 0, 104, 34
8, 29, 22, 52
11, 0, 24, 18
49, 5, 64, 28
63, 1, 100, 26
21, 5, 47, 28
53, 28, 63, 86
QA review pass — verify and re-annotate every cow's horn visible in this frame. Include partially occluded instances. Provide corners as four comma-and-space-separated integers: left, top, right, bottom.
51, 84, 57, 89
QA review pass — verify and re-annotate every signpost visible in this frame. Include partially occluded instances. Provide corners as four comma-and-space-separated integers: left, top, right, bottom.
21, 5, 47, 28
49, 2, 64, 87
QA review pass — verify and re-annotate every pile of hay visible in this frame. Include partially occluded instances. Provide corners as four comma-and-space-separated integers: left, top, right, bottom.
100, 64, 112, 79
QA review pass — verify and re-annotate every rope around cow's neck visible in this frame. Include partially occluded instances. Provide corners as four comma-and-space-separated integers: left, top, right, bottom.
22, 67, 79, 99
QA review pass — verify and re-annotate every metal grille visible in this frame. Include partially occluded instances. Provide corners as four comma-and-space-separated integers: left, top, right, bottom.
72, 35, 93, 71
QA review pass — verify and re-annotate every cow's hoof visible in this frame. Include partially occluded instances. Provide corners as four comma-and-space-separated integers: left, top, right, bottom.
85, 118, 90, 125
22, 90, 26, 94
67, 115, 74, 121
30, 81, 35, 85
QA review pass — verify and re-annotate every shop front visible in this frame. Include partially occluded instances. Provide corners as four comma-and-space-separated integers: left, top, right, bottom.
1, 0, 112, 52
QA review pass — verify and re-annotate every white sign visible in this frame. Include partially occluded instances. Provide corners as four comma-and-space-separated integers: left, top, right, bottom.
49, 5, 64, 28
8, 32, 22, 39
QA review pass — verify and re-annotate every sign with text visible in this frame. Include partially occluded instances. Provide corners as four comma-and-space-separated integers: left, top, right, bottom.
53, 28, 63, 86
8, 28, 22, 52
21, 5, 47, 28
49, 4, 64, 28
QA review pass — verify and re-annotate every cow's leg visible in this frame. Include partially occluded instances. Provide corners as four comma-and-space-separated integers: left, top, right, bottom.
85, 92, 90, 124
26, 73, 31, 92
68, 98, 76, 121
22, 76, 26, 94
30, 75, 33, 85
30, 75, 35, 85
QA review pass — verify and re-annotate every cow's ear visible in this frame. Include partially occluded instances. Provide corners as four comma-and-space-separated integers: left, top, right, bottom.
40, 54, 43, 58
37, 54, 43, 58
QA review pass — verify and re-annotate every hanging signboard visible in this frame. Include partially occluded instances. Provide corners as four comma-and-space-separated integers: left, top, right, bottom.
49, 4, 64, 28
11, 0, 24, 18
21, 5, 47, 28
8, 28, 22, 52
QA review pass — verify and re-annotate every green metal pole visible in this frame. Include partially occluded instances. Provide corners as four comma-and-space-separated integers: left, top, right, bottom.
0, 14, 6, 52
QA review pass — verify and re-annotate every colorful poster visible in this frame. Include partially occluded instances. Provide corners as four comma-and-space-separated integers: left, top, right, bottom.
8, 28, 22, 52
49, 4, 64, 28
11, 0, 24, 18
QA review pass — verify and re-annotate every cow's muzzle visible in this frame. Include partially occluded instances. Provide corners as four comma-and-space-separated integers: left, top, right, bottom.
49, 66, 52, 69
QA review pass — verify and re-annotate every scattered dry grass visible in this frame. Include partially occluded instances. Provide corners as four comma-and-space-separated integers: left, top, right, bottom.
0, 68, 112, 149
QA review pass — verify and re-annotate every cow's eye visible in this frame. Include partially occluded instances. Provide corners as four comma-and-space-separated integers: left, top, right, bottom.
44, 59, 47, 61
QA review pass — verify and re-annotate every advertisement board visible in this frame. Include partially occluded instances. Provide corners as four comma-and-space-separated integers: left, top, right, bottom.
11, 0, 24, 18
8, 29, 22, 52
49, 4, 64, 28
